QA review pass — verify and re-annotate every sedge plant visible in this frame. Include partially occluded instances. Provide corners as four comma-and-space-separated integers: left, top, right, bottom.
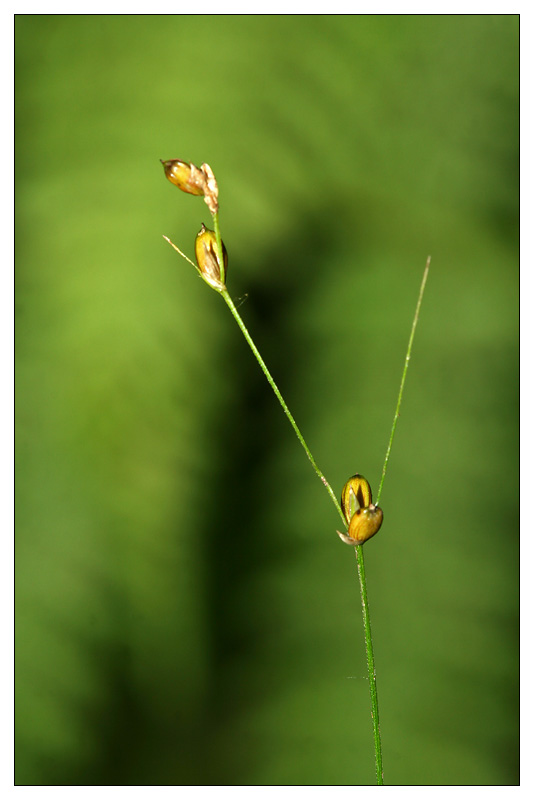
160, 157, 430, 785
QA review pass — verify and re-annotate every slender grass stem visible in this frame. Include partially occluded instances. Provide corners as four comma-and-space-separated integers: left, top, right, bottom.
222, 283, 383, 781
220, 288, 346, 527
355, 544, 383, 783
376, 257, 431, 506
356, 256, 430, 785
164, 209, 430, 786
212, 211, 226, 286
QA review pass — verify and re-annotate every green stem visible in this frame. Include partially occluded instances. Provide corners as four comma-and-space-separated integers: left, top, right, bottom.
202, 212, 428, 787
220, 288, 345, 527
220, 286, 384, 784
355, 257, 430, 785
212, 211, 227, 286
355, 545, 383, 784
375, 257, 431, 506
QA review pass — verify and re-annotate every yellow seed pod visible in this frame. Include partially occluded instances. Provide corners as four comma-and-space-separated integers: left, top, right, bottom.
194, 224, 228, 290
161, 159, 206, 196
341, 474, 373, 525
337, 474, 383, 546
338, 505, 384, 546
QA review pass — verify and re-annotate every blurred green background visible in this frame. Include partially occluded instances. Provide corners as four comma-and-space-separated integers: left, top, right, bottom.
15, 14, 518, 786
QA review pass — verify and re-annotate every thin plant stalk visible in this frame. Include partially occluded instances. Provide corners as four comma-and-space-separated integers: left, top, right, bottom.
355, 543, 383, 784
220, 287, 346, 526
376, 256, 431, 505
353, 255, 431, 785
219, 282, 385, 781
162, 224, 343, 523
164, 205, 430, 786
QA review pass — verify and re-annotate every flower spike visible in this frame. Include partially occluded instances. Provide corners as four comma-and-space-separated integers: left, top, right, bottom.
161, 158, 219, 214
337, 474, 383, 545
194, 224, 228, 291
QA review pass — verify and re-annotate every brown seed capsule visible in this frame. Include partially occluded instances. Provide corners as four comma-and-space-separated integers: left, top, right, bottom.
337, 474, 383, 546
194, 224, 228, 290
161, 159, 206, 196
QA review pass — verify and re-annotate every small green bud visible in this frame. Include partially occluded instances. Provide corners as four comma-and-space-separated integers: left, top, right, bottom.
194, 224, 228, 290
337, 474, 383, 546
